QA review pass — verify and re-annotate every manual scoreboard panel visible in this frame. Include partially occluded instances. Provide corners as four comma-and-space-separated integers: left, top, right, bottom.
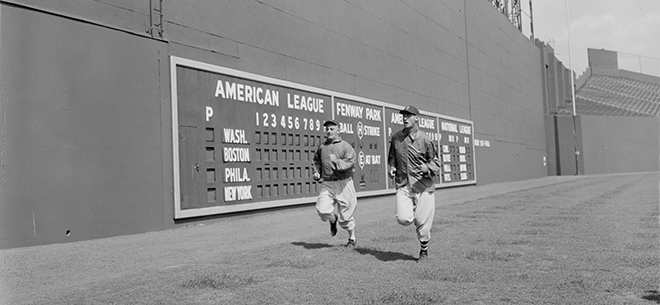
171, 57, 475, 219
438, 117, 475, 183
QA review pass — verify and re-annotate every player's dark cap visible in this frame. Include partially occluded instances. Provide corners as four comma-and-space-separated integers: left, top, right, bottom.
400, 105, 420, 116
323, 120, 338, 127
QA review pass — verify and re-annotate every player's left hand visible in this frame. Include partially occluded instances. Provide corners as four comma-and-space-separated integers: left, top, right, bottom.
388, 166, 397, 178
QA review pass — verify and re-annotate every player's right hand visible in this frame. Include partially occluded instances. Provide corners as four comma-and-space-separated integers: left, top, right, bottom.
388, 167, 396, 178
313, 172, 321, 181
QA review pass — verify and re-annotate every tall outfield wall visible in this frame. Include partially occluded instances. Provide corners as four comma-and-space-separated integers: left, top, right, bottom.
580, 116, 659, 175
0, 2, 171, 248
0, 0, 545, 248
464, 1, 546, 183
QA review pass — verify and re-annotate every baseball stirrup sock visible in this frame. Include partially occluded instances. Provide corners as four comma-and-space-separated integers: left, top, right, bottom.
420, 240, 428, 251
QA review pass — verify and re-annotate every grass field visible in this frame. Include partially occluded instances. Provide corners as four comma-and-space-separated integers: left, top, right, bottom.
1, 173, 658, 304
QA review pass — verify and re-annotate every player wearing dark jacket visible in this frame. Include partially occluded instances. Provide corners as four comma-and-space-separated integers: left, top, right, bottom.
388, 105, 441, 261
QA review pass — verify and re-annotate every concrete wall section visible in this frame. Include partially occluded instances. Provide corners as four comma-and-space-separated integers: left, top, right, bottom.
163, 0, 549, 186
0, 4, 169, 248
3, 0, 153, 37
164, 0, 472, 120
0, 0, 551, 247
165, 0, 547, 186
580, 116, 660, 174
555, 116, 584, 175
464, 0, 546, 184
543, 115, 558, 175
546, 58, 558, 112
163, 0, 547, 186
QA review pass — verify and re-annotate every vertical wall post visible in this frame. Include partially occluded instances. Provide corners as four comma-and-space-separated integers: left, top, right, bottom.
148, 0, 163, 38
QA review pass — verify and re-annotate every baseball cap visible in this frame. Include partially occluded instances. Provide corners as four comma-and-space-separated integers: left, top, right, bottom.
323, 120, 338, 127
399, 105, 420, 116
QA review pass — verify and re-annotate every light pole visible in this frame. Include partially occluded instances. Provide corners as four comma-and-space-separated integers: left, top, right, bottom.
565, 0, 579, 175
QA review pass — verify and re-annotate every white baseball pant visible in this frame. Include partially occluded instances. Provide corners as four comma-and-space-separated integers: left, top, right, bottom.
395, 185, 435, 242
316, 178, 357, 231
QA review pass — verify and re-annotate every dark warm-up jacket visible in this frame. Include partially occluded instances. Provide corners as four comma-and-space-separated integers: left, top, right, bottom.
312, 137, 356, 181
388, 128, 441, 192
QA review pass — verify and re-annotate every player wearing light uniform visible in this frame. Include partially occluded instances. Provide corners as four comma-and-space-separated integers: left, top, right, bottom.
312, 120, 358, 247
388, 105, 441, 261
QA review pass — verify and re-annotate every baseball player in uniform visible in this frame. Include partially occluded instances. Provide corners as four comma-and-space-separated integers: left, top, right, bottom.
312, 120, 358, 247
388, 105, 441, 261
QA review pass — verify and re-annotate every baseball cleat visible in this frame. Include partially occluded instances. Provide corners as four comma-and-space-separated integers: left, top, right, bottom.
330, 217, 338, 236
416, 249, 428, 262
344, 239, 356, 248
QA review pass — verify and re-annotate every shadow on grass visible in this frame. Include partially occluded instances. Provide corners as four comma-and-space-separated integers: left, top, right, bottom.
291, 241, 334, 249
642, 290, 660, 303
354, 247, 416, 262
291, 242, 415, 262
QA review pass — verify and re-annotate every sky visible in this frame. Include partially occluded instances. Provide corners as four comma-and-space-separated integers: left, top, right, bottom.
519, 0, 660, 78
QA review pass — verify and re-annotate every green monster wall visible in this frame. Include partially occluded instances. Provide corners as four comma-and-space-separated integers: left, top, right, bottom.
0, 0, 547, 248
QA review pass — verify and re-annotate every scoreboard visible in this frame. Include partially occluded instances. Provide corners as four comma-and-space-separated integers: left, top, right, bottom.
333, 97, 387, 193
171, 57, 475, 219
438, 118, 475, 183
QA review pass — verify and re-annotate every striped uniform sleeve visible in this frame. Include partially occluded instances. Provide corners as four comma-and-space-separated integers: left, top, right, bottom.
407, 143, 427, 181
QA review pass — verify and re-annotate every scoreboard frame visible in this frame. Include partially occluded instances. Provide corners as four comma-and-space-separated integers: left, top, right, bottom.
170, 56, 476, 219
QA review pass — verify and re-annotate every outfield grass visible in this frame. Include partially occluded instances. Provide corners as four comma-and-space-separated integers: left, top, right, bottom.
1, 173, 658, 304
